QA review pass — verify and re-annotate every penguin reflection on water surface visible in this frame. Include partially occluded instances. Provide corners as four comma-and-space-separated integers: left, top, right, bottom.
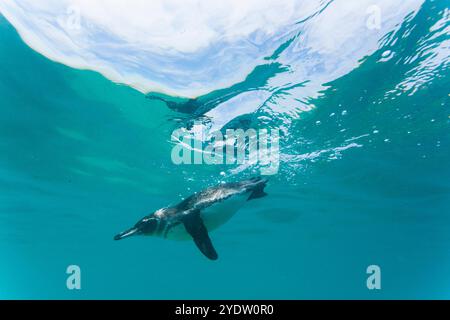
114, 177, 268, 260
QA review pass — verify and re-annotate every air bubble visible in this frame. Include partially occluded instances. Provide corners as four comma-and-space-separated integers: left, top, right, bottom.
381, 50, 391, 58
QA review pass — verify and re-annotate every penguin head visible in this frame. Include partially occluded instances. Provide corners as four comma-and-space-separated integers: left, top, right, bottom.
114, 216, 160, 240
135, 216, 160, 235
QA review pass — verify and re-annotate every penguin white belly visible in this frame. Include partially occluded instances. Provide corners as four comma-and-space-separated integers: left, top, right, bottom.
164, 223, 191, 240
164, 192, 249, 241
201, 192, 248, 231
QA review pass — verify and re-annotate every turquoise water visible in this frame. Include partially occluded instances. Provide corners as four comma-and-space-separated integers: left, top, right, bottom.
1, 1, 450, 299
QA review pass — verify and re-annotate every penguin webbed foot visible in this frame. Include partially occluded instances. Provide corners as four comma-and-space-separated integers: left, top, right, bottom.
247, 178, 268, 200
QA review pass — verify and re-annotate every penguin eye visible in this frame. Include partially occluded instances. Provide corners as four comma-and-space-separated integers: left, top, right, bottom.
141, 218, 158, 233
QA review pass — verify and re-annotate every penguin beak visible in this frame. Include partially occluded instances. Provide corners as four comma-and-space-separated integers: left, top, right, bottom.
114, 227, 139, 240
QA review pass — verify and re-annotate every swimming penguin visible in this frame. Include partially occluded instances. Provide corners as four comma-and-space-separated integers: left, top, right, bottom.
114, 177, 268, 260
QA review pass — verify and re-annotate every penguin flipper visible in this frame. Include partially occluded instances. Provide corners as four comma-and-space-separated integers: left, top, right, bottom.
183, 211, 218, 260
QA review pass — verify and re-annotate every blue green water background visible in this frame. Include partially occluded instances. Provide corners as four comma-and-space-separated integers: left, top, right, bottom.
0, 1, 450, 299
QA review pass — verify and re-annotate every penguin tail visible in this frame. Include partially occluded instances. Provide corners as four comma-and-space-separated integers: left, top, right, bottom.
247, 177, 268, 200
114, 227, 139, 240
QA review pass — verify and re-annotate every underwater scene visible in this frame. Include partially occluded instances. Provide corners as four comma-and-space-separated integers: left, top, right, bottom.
0, 0, 449, 299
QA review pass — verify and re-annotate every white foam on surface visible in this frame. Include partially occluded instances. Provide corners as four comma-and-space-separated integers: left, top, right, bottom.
0, 0, 424, 99
0, 0, 323, 97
